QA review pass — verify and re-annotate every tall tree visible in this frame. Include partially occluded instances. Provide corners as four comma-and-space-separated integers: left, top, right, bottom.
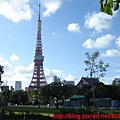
40, 82, 75, 109
2, 90, 11, 105
0, 65, 4, 83
84, 51, 110, 79
100, 0, 120, 15
0, 93, 4, 105
28, 90, 39, 105
9, 90, 28, 105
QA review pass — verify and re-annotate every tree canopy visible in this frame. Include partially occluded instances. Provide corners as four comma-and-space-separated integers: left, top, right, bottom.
9, 90, 28, 105
0, 65, 4, 83
100, 0, 120, 15
39, 82, 76, 109
84, 51, 110, 79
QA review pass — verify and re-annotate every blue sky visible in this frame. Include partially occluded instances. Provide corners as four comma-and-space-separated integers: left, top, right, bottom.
0, 0, 120, 89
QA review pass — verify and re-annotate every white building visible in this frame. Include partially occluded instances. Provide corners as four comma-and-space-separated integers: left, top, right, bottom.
63, 80, 74, 86
15, 81, 22, 90
53, 76, 60, 83
112, 78, 120, 86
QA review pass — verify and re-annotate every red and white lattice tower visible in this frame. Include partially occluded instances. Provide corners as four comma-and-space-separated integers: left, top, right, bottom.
28, 3, 47, 91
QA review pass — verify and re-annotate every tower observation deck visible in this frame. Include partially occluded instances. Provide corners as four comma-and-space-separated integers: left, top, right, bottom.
28, 3, 47, 91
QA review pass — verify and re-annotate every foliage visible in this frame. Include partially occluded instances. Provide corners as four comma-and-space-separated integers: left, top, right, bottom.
76, 82, 120, 108
9, 90, 28, 105
100, 0, 120, 15
59, 106, 96, 114
84, 51, 110, 79
77, 86, 93, 105
1, 106, 120, 120
1, 90, 11, 105
0, 65, 4, 83
0, 65, 4, 74
39, 82, 76, 109
0, 111, 54, 120
28, 90, 40, 105
106, 85, 120, 100
0, 93, 4, 105
94, 82, 109, 98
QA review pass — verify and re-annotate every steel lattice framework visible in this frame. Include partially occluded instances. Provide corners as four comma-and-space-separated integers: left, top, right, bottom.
28, 4, 47, 91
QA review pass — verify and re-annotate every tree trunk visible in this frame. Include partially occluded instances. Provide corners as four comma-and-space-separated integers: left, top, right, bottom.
56, 97, 59, 109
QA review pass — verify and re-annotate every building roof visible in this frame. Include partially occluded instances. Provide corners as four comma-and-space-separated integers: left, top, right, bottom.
70, 95, 85, 99
77, 77, 99, 86
64, 99, 70, 102
90, 98, 111, 102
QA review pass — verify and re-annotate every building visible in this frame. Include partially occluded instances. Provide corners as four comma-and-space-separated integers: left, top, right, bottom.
15, 81, 21, 90
112, 78, 120, 86
1, 86, 9, 91
90, 98, 111, 107
25, 87, 28, 91
63, 80, 74, 86
53, 76, 60, 83
10, 86, 14, 91
77, 77, 99, 86
28, 3, 47, 91
64, 95, 86, 107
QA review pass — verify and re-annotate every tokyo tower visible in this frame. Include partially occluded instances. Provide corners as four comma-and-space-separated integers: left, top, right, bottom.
28, 3, 47, 91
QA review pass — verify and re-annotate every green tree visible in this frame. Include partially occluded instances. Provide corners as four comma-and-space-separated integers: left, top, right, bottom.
0, 92, 4, 105
28, 90, 39, 105
100, 0, 120, 15
84, 51, 109, 79
94, 82, 109, 98
0, 65, 4, 83
9, 90, 28, 105
2, 90, 11, 105
84, 51, 109, 112
106, 85, 120, 100
40, 82, 75, 109
77, 85, 93, 106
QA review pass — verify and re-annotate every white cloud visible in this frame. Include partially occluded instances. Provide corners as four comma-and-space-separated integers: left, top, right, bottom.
64, 74, 78, 81
52, 32, 56, 36
26, 62, 34, 72
44, 69, 78, 84
10, 54, 20, 61
0, 0, 32, 22
41, 0, 62, 17
85, 12, 114, 33
1, 54, 78, 89
101, 49, 120, 57
0, 54, 33, 88
82, 34, 115, 49
44, 68, 64, 83
14, 63, 33, 76
115, 37, 120, 48
3, 63, 34, 88
0, 54, 12, 84
67, 23, 80, 32
0, 54, 12, 71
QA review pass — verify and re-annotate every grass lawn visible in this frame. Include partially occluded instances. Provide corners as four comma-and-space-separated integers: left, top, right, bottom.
0, 106, 60, 116
1, 106, 120, 115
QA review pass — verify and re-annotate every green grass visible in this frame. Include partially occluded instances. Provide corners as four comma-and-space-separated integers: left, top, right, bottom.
0, 106, 60, 115
1, 106, 120, 115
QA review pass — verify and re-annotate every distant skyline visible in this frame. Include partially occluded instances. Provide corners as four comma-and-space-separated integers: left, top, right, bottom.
0, 0, 120, 89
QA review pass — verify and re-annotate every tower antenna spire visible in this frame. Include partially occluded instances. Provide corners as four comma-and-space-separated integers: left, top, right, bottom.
38, 0, 40, 20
